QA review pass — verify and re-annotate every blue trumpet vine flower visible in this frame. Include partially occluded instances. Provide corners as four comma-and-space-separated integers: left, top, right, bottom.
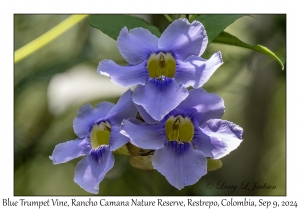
98, 18, 223, 121
50, 89, 137, 194
121, 88, 243, 190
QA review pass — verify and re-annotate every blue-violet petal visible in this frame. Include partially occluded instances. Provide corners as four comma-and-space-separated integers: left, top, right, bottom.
158, 18, 208, 60
152, 141, 207, 190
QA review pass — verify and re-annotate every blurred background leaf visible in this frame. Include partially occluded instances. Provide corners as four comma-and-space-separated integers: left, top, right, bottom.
14, 14, 286, 196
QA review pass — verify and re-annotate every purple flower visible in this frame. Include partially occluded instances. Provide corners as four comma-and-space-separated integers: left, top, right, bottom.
98, 18, 223, 121
121, 88, 243, 190
50, 89, 137, 194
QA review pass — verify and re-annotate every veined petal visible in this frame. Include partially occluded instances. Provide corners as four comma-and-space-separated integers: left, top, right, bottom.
159, 18, 208, 60
177, 88, 225, 126
50, 138, 91, 164
152, 142, 207, 190
73, 102, 114, 138
117, 27, 159, 65
74, 146, 114, 194
107, 89, 138, 125
121, 119, 166, 150
133, 78, 189, 121
98, 60, 149, 88
109, 125, 130, 151
135, 104, 158, 125
193, 119, 243, 159
175, 52, 223, 88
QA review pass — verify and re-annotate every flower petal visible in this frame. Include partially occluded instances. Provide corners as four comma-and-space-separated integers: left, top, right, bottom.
98, 60, 149, 88
135, 104, 158, 124
159, 18, 208, 60
106, 89, 138, 125
152, 142, 207, 190
73, 102, 114, 138
193, 119, 243, 159
117, 27, 159, 65
121, 119, 166, 149
50, 138, 91, 164
109, 125, 130, 151
177, 88, 225, 126
175, 52, 223, 88
74, 146, 114, 194
133, 78, 189, 121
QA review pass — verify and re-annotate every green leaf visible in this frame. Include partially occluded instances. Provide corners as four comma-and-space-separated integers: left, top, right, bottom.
213, 31, 285, 70
89, 15, 161, 40
207, 158, 223, 171
195, 15, 246, 43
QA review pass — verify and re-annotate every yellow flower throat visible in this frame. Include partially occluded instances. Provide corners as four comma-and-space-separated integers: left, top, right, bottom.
90, 122, 111, 148
165, 115, 194, 144
147, 52, 176, 78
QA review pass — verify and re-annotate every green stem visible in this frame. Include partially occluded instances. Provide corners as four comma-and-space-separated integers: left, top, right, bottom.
163, 14, 173, 22
179, 14, 186, 19
189, 14, 199, 22
14, 15, 89, 63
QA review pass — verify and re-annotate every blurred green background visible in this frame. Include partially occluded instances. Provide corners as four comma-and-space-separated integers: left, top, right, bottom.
14, 14, 286, 195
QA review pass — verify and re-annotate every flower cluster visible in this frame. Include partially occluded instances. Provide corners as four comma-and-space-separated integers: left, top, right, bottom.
50, 18, 243, 194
